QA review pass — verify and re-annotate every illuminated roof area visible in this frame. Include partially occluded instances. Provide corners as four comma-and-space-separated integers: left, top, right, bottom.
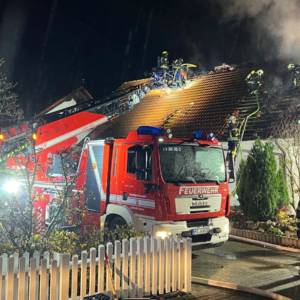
93, 68, 300, 141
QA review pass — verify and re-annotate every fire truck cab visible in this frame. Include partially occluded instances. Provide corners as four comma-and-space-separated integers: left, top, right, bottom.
77, 126, 230, 246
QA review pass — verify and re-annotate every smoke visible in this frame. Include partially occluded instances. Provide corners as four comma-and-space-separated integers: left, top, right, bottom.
185, 40, 205, 69
0, 1, 28, 78
220, 0, 300, 62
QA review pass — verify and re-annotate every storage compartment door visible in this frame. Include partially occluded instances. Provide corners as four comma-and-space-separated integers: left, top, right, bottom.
85, 142, 105, 212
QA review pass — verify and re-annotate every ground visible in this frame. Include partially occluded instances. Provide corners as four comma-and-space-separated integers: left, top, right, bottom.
191, 284, 266, 300
191, 240, 300, 299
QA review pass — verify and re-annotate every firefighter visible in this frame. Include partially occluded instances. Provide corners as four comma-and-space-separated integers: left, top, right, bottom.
245, 69, 264, 95
227, 109, 240, 158
172, 58, 183, 72
154, 50, 170, 85
159, 50, 169, 70
172, 58, 184, 87
160, 50, 170, 84
287, 63, 300, 87
181, 65, 188, 82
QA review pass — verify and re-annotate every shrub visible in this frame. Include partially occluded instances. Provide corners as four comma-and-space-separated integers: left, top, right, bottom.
104, 224, 143, 242
46, 225, 143, 256
276, 168, 289, 207
47, 230, 80, 255
237, 139, 289, 221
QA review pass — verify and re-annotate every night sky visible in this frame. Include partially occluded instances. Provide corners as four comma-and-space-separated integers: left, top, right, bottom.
0, 0, 287, 116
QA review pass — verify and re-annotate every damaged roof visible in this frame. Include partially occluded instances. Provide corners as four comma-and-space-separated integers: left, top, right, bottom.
92, 67, 300, 141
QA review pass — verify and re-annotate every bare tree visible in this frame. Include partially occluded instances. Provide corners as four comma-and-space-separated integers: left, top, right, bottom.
0, 58, 23, 120
275, 118, 300, 210
0, 139, 81, 254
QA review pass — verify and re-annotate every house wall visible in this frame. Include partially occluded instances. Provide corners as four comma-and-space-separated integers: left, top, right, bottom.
222, 140, 299, 210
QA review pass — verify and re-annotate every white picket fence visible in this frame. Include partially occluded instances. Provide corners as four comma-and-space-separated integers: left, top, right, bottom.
0, 236, 192, 300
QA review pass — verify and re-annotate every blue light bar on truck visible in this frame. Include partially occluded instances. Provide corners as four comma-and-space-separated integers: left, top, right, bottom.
137, 126, 164, 136
193, 130, 216, 141
193, 130, 205, 140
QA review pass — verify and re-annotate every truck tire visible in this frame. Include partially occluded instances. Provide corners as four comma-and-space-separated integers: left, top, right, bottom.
108, 215, 127, 231
104, 215, 128, 242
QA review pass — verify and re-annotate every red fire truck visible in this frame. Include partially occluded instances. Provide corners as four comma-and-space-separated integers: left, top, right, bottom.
73, 125, 230, 246
2, 109, 230, 246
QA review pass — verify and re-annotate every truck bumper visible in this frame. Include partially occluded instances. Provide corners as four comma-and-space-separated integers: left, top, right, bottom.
151, 216, 229, 247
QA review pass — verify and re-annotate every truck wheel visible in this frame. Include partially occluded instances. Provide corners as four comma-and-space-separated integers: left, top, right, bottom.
105, 216, 128, 242
108, 215, 127, 231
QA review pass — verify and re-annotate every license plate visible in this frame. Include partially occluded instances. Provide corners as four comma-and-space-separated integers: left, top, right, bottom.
192, 226, 210, 235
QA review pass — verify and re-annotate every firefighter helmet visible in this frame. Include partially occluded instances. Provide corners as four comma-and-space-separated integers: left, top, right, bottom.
256, 69, 264, 76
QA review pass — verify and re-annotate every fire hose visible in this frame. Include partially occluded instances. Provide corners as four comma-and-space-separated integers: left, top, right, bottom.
230, 92, 261, 198
86, 251, 188, 300
237, 93, 261, 160
104, 252, 119, 300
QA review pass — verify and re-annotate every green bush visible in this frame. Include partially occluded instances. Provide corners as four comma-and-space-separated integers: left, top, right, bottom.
46, 225, 143, 256
104, 224, 143, 242
47, 230, 80, 255
237, 139, 289, 221
276, 168, 289, 207
0, 225, 143, 256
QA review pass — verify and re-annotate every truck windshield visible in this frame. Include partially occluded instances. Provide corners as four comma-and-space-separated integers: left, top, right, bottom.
159, 144, 226, 183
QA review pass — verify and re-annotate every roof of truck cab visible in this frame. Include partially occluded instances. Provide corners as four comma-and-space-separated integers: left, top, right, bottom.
113, 130, 220, 146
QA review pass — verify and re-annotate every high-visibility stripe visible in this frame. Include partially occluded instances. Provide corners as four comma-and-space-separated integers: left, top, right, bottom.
111, 195, 155, 209
111, 200, 155, 209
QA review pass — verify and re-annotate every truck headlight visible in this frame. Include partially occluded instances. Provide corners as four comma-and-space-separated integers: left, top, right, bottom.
3, 178, 20, 194
156, 231, 172, 239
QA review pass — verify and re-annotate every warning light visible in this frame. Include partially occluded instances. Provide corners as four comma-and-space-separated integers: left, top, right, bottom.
207, 132, 216, 141
137, 126, 164, 136
0, 133, 5, 141
193, 130, 205, 140
137, 126, 172, 138
32, 133, 37, 141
